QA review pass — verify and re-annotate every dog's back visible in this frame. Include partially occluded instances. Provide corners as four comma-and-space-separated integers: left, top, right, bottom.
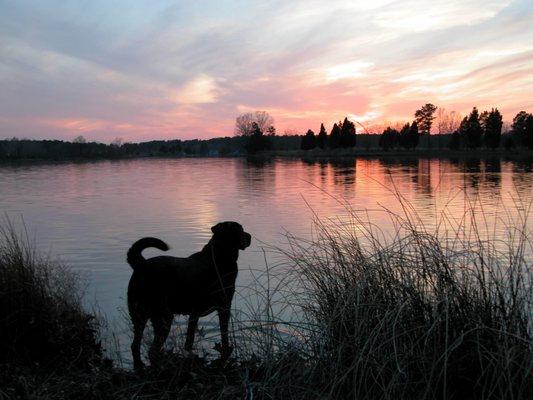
127, 238, 238, 318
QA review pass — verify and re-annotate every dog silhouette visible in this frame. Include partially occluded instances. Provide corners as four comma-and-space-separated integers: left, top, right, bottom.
126, 221, 251, 371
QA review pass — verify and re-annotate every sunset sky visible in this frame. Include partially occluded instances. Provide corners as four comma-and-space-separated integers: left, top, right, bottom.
1, 0, 532, 142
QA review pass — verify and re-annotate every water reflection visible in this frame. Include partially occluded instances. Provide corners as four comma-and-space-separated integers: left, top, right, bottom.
512, 161, 533, 197
465, 158, 482, 190
0, 155, 531, 357
484, 158, 501, 189
330, 159, 356, 188
301, 158, 331, 185
236, 157, 276, 196
414, 159, 432, 197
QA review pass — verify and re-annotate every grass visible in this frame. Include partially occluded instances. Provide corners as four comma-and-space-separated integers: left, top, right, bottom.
270, 192, 533, 399
0, 218, 102, 370
0, 193, 531, 399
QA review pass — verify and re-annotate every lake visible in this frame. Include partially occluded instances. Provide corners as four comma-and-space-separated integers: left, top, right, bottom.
1, 156, 531, 359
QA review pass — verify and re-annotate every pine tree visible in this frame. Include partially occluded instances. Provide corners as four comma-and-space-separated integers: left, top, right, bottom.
414, 103, 437, 135
399, 123, 410, 148
511, 111, 533, 147
301, 129, 316, 150
244, 122, 271, 153
479, 110, 490, 131
317, 123, 328, 149
329, 123, 341, 149
525, 114, 533, 149
449, 130, 461, 150
483, 108, 502, 149
465, 107, 482, 148
458, 116, 468, 136
339, 117, 356, 148
379, 127, 399, 150
407, 121, 419, 148
512, 111, 529, 135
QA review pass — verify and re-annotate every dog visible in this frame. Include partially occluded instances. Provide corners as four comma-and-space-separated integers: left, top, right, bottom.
126, 221, 251, 371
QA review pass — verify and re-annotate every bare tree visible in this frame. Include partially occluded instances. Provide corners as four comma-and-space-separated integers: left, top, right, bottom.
266, 125, 276, 136
235, 113, 255, 136
502, 121, 512, 134
73, 135, 87, 144
111, 137, 123, 147
283, 128, 301, 136
373, 120, 408, 134
254, 111, 274, 133
436, 108, 462, 134
436, 108, 447, 135
447, 111, 461, 133
234, 111, 274, 136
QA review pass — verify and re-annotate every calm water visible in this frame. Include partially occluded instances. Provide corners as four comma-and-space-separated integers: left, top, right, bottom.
0, 157, 531, 358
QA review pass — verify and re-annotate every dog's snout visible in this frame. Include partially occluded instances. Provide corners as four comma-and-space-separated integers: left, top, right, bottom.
240, 232, 251, 249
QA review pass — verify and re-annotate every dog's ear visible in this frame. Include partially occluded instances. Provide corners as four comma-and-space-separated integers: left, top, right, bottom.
211, 223, 224, 234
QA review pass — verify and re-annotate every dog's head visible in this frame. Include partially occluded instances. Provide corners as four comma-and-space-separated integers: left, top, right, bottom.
211, 221, 251, 250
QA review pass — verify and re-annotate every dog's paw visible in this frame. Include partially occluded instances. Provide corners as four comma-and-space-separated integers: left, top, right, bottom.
133, 362, 146, 377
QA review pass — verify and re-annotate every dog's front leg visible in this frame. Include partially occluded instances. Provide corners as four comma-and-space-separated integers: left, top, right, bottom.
217, 308, 232, 359
185, 315, 198, 352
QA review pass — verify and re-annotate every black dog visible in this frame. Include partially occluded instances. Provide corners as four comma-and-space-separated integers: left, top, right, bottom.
126, 221, 251, 371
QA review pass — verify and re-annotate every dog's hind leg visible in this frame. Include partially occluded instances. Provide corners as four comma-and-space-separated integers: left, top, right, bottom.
185, 315, 199, 352
148, 313, 172, 367
131, 314, 148, 372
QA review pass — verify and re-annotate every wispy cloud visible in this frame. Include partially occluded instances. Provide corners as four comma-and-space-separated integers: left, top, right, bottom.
0, 0, 532, 141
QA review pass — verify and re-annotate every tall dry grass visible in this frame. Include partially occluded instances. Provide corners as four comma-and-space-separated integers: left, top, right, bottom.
0, 218, 102, 370
244, 192, 532, 399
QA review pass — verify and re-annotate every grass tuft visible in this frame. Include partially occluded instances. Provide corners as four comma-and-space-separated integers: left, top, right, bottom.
0, 218, 102, 371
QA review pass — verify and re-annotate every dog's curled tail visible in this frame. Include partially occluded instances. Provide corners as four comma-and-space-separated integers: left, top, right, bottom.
127, 237, 169, 270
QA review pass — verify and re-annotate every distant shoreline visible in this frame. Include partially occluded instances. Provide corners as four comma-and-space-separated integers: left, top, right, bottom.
2, 134, 532, 164
1, 148, 532, 166
264, 148, 533, 160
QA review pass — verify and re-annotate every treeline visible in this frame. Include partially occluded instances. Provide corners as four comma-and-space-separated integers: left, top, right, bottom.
301, 117, 357, 150
447, 109, 533, 150
232, 111, 358, 153
2, 108, 532, 161
298, 104, 437, 151
0, 135, 302, 161
378, 107, 533, 151
298, 105, 533, 152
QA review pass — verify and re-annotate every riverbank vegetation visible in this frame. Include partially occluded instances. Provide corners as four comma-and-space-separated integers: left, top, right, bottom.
1, 196, 532, 399
271, 195, 532, 399
0, 220, 102, 371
